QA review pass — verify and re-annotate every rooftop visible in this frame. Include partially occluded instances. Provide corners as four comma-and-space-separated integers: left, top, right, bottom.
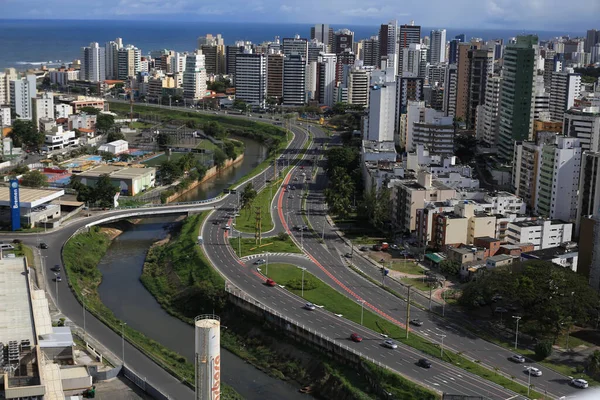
0, 257, 34, 345
511, 219, 568, 228
78, 165, 155, 179
0, 186, 64, 208
522, 245, 579, 261
475, 236, 501, 243
488, 254, 514, 263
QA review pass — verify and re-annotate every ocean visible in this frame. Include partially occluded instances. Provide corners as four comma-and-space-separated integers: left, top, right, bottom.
0, 19, 585, 71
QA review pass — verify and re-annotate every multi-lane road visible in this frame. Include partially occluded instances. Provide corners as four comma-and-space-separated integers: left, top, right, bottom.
0, 106, 584, 399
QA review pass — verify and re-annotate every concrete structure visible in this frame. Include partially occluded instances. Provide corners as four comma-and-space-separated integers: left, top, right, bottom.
283, 53, 306, 106
1, 105, 11, 127
334, 29, 354, 55
577, 152, 600, 232
104, 39, 122, 80
498, 35, 538, 160
266, 52, 284, 102
512, 140, 542, 210
346, 67, 370, 106
486, 254, 514, 269
117, 45, 141, 80
0, 68, 18, 106
361, 36, 380, 67
33, 92, 54, 129
397, 76, 424, 115
521, 243, 579, 272
307, 39, 326, 63
0, 187, 63, 227
235, 53, 266, 108
476, 74, 502, 147
405, 102, 454, 155
506, 219, 572, 250
282, 36, 308, 60
9, 75, 37, 120
317, 53, 336, 107
198, 34, 225, 75
76, 165, 156, 196
549, 70, 581, 121
311, 24, 331, 51
398, 22, 421, 76
365, 74, 396, 142
379, 21, 398, 71
81, 42, 106, 82
563, 107, 600, 152
183, 50, 208, 102
43, 126, 78, 151
443, 64, 457, 117
194, 315, 221, 400
98, 139, 129, 154
401, 43, 426, 78
55, 103, 73, 119
454, 42, 472, 122
70, 96, 105, 113
429, 29, 447, 64
466, 47, 494, 130
535, 137, 581, 221
49, 68, 79, 87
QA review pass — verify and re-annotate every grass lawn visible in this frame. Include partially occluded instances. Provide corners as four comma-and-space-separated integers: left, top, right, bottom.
235, 173, 289, 233
400, 277, 435, 292
264, 263, 541, 398
141, 152, 187, 167
129, 121, 153, 129
229, 235, 301, 257
388, 261, 425, 275
196, 139, 219, 152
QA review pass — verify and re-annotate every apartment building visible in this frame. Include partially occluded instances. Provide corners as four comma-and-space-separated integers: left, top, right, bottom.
563, 106, 600, 152
506, 219, 572, 250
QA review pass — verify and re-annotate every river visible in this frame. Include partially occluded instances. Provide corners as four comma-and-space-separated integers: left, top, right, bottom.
96, 137, 307, 400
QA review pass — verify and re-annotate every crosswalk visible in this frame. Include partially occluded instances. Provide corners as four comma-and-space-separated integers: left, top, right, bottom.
241, 253, 309, 261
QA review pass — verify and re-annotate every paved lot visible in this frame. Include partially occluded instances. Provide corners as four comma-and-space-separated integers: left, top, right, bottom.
93, 377, 153, 400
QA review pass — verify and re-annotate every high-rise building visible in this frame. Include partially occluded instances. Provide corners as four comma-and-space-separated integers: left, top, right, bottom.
105, 39, 122, 80
335, 49, 356, 84
466, 47, 494, 129
235, 53, 266, 108
427, 63, 447, 87
346, 68, 370, 106
448, 34, 465, 64
476, 74, 502, 147
378, 21, 398, 71
406, 102, 455, 155
266, 52, 284, 103
225, 45, 243, 75
577, 152, 600, 286
81, 42, 106, 82
454, 42, 473, 121
283, 36, 308, 60
361, 36, 380, 67
585, 29, 600, 53
316, 53, 336, 107
397, 77, 424, 115
401, 44, 426, 78
32, 92, 54, 129
365, 70, 397, 142
592, 43, 600, 64
0, 68, 18, 106
117, 45, 141, 80
311, 24, 330, 50
549, 69, 581, 121
198, 34, 225, 75
9, 75, 37, 120
578, 151, 600, 229
334, 29, 354, 54
183, 50, 207, 102
308, 39, 327, 63
398, 22, 421, 76
563, 106, 600, 152
535, 137, 582, 221
283, 53, 306, 106
429, 29, 447, 64
513, 140, 542, 210
443, 64, 457, 117
497, 35, 538, 160
543, 52, 560, 90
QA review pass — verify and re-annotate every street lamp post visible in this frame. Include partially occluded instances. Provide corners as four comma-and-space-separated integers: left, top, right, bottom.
265, 252, 269, 276
121, 322, 127, 365
82, 294, 87, 342
438, 334, 447, 358
442, 280, 446, 317
54, 273, 59, 305
512, 315, 522, 349
359, 300, 365, 325
297, 267, 306, 297
168, 95, 172, 108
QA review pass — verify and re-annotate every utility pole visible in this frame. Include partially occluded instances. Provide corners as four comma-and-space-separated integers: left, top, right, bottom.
513, 315, 521, 349
406, 286, 412, 338
254, 206, 262, 245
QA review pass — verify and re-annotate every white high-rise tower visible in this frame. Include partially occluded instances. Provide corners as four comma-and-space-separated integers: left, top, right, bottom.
195, 315, 221, 400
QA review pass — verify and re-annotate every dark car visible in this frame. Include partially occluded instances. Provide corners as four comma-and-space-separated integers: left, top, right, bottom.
54, 275, 62, 282
51, 265, 61, 272
40, 242, 49, 249
12, 239, 22, 244
418, 358, 432, 368
350, 333, 363, 342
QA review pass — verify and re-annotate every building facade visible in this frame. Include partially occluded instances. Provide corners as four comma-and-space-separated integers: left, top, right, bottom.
235, 53, 266, 108
81, 42, 106, 82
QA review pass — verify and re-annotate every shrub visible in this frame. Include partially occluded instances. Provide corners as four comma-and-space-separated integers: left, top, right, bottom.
534, 341, 553, 360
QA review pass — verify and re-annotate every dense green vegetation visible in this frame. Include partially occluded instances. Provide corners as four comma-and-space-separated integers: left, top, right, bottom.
229, 234, 301, 257
9, 119, 45, 150
459, 260, 600, 341
63, 225, 241, 398
20, 170, 49, 187
71, 174, 120, 208
575, 66, 600, 84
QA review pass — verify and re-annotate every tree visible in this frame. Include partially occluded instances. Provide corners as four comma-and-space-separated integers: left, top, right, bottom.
12, 165, 29, 175
159, 160, 183, 184
326, 147, 359, 176
324, 166, 355, 218
240, 183, 257, 213
586, 350, 600, 379
20, 170, 49, 188
186, 120, 198, 129
96, 114, 115, 134
10, 120, 44, 149
157, 133, 173, 150
232, 99, 248, 112
439, 260, 461, 276
213, 148, 227, 169
107, 131, 125, 142
223, 141, 236, 159
177, 152, 196, 172
93, 174, 120, 208
534, 341, 553, 360
203, 121, 227, 139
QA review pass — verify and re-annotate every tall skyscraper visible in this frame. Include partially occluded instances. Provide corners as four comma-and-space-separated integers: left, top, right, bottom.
466, 47, 494, 129
334, 29, 354, 54
117, 45, 141, 80
226, 45, 243, 75
183, 50, 207, 101
283, 53, 306, 106
283, 36, 308, 60
335, 49, 356, 84
476, 74, 502, 147
497, 35, 538, 160
105, 39, 122, 80
378, 21, 398, 71
308, 39, 327, 63
33, 92, 54, 129
549, 69, 581, 121
81, 42, 106, 82
398, 22, 421, 76
266, 52, 284, 103
361, 36, 380, 67
585, 29, 600, 53
365, 70, 397, 142
401, 44, 426, 78
346, 67, 370, 106
235, 52, 266, 108
563, 107, 600, 152
454, 42, 473, 121
429, 29, 447, 64
9, 75, 37, 120
198, 34, 225, 75
316, 53, 337, 107
0, 68, 18, 106
311, 24, 330, 50
448, 34, 465, 64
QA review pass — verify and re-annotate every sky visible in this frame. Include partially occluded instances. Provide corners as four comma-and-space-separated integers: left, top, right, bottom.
2, 0, 599, 31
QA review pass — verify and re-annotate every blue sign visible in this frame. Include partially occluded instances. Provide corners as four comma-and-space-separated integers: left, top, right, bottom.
9, 179, 20, 231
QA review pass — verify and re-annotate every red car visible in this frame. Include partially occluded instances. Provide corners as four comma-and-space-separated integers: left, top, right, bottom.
350, 333, 363, 342
265, 278, 276, 287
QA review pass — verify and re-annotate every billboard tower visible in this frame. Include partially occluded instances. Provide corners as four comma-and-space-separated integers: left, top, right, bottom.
195, 315, 221, 400
9, 179, 20, 231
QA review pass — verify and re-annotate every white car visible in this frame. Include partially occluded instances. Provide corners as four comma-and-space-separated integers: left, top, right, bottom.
382, 339, 398, 349
224, 225, 231, 230
524, 366, 542, 377
570, 378, 589, 388
510, 354, 526, 363
304, 303, 316, 311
